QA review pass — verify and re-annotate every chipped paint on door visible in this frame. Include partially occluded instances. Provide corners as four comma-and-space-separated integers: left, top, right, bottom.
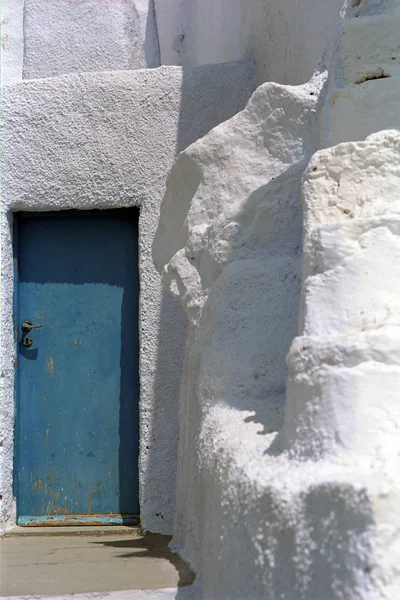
14, 209, 140, 525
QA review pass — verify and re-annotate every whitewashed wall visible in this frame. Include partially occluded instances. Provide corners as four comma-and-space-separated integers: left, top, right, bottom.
0, 1, 255, 534
23, 0, 160, 79
2, 0, 400, 597
153, 0, 400, 597
1, 0, 159, 83
155, 0, 347, 85
1, 0, 25, 84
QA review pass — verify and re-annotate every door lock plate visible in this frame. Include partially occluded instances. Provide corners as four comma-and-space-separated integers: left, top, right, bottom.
22, 336, 33, 348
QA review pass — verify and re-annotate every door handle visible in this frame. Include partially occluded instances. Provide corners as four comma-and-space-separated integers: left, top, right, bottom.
22, 320, 44, 332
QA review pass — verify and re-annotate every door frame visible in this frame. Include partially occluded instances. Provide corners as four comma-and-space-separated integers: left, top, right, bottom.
1, 75, 188, 536
12, 209, 140, 527
0, 195, 173, 532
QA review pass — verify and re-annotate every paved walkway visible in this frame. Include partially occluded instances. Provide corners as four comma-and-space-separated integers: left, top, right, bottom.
0, 527, 194, 597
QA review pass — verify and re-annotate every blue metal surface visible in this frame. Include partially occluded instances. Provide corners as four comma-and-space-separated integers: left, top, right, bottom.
14, 209, 140, 524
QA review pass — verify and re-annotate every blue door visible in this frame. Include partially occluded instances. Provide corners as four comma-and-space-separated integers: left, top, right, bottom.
14, 209, 140, 526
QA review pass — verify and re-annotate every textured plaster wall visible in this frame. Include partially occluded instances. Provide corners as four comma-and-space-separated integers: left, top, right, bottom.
0, 63, 255, 534
321, 0, 400, 147
153, 73, 325, 597
1, 0, 159, 85
153, 0, 400, 597
2, 0, 400, 597
155, 0, 346, 85
23, 0, 160, 80
1, 0, 24, 85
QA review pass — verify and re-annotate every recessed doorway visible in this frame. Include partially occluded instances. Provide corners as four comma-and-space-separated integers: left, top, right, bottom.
14, 208, 140, 526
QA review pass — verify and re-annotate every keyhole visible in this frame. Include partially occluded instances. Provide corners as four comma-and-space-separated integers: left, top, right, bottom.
22, 336, 33, 348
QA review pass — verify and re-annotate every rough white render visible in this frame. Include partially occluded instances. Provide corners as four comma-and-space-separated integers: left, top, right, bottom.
154, 120, 400, 599
0, 0, 159, 85
153, 77, 321, 322
153, 0, 400, 597
1, 0, 400, 598
0, 63, 255, 534
1, 0, 25, 85
153, 75, 326, 598
321, 0, 400, 147
22, 0, 159, 79
155, 0, 347, 85
284, 130, 400, 462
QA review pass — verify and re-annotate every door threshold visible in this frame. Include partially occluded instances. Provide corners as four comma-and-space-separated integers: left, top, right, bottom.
18, 514, 140, 527
2, 524, 142, 538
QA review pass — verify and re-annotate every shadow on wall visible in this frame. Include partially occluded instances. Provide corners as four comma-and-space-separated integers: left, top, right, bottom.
219, 164, 304, 437
145, 0, 161, 67
143, 291, 187, 532
185, 162, 305, 438
143, 19, 256, 534
175, 57, 256, 153
92, 533, 195, 589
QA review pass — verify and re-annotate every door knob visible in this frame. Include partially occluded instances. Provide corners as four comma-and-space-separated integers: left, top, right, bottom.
22, 320, 44, 332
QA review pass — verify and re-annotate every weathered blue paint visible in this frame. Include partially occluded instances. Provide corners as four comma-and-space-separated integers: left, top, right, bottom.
14, 209, 140, 524
18, 514, 139, 526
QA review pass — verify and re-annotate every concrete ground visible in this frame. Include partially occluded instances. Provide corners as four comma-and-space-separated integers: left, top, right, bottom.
0, 527, 195, 597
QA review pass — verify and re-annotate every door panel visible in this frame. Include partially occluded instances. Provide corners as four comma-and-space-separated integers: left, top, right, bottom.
14, 209, 140, 525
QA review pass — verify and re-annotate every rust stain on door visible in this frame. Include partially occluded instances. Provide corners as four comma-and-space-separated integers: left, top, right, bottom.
47, 356, 55, 376
88, 483, 95, 514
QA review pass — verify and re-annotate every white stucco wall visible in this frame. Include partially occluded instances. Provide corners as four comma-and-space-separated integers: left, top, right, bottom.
23, 0, 159, 79
1, 0, 160, 84
153, 0, 182, 65
321, 0, 400, 147
0, 62, 255, 534
1, 0, 24, 85
155, 0, 347, 85
153, 0, 400, 597
2, 0, 400, 597
153, 73, 325, 597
